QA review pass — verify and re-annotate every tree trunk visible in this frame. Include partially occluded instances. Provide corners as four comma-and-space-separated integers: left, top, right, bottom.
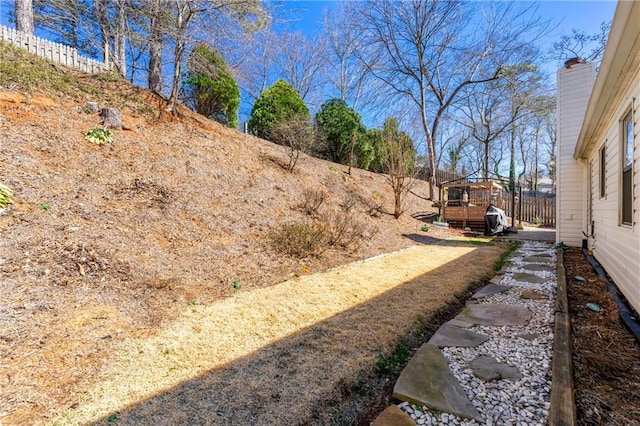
484, 140, 490, 181
114, 0, 127, 77
148, 0, 163, 93
15, 0, 34, 34
95, 0, 109, 64
101, 108, 123, 130
166, 4, 187, 114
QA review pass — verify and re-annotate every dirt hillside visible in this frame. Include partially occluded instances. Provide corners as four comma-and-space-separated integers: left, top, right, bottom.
0, 41, 467, 423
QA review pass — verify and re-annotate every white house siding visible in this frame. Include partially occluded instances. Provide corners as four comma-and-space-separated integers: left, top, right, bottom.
556, 63, 595, 247
585, 73, 640, 313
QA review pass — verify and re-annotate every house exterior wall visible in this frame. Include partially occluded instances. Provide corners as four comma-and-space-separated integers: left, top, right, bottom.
583, 68, 640, 314
556, 63, 595, 247
564, 0, 640, 314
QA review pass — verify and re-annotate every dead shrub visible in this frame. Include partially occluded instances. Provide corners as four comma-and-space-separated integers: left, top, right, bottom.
364, 191, 385, 218
270, 222, 329, 257
299, 189, 327, 216
271, 208, 368, 258
322, 209, 366, 251
340, 198, 357, 213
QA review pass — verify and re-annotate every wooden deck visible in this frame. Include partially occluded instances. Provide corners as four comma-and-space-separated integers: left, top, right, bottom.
444, 206, 486, 232
442, 181, 504, 232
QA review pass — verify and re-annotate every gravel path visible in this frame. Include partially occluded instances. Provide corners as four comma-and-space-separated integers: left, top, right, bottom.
399, 241, 556, 426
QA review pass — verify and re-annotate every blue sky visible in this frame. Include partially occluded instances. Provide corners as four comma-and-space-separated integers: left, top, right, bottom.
0, 1, 618, 70
0, 1, 619, 52
276, 1, 617, 34
275, 0, 617, 69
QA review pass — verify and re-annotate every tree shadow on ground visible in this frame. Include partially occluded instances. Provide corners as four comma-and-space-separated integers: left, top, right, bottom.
84, 248, 502, 426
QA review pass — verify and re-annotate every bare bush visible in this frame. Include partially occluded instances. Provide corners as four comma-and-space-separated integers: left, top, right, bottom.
270, 222, 329, 257
322, 209, 366, 251
271, 206, 368, 258
270, 114, 315, 172
364, 191, 385, 218
299, 188, 327, 216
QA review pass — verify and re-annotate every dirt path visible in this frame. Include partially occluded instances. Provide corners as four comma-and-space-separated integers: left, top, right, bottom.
43, 240, 506, 425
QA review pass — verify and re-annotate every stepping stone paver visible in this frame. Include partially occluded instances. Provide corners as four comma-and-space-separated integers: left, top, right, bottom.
455, 303, 531, 326
512, 272, 546, 284
523, 256, 554, 264
530, 252, 553, 257
446, 318, 474, 329
470, 355, 523, 382
393, 344, 483, 422
471, 283, 511, 299
515, 333, 540, 341
521, 290, 548, 300
372, 405, 416, 426
489, 276, 503, 285
520, 263, 554, 272
428, 323, 489, 348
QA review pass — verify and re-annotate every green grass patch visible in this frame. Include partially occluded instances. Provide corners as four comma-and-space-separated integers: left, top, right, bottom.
0, 184, 13, 209
0, 40, 116, 100
495, 241, 521, 271
375, 342, 410, 374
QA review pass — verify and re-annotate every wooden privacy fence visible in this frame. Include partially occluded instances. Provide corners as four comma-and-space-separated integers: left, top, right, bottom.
518, 194, 556, 227
0, 25, 111, 74
416, 167, 467, 186
503, 192, 556, 227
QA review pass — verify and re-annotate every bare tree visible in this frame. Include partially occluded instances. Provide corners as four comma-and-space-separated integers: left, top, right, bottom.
274, 31, 326, 106
33, 0, 96, 53
548, 21, 611, 66
146, 0, 164, 92
235, 29, 278, 102
379, 118, 417, 218
322, 2, 376, 110
360, 0, 547, 200
163, 0, 267, 114
95, 0, 130, 77
543, 111, 557, 187
458, 62, 545, 182
14, 0, 34, 34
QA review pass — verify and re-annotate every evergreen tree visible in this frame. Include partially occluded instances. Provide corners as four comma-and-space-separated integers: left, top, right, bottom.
248, 80, 309, 140
184, 43, 240, 128
314, 98, 373, 170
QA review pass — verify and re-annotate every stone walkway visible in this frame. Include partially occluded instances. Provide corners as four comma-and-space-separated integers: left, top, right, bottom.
496, 226, 556, 242
373, 241, 556, 426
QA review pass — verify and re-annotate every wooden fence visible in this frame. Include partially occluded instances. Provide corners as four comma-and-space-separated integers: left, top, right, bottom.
416, 167, 467, 186
518, 193, 556, 227
0, 24, 111, 74
503, 192, 556, 227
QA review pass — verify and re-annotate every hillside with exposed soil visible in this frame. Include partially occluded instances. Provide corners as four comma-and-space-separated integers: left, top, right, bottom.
0, 41, 473, 423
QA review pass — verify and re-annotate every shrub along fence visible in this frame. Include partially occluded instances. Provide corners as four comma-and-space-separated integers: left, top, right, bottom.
0, 24, 111, 74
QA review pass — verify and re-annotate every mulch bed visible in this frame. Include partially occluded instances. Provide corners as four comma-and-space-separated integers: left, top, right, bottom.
564, 248, 640, 425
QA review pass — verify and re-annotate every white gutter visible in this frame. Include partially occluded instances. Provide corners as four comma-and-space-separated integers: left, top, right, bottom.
574, 1, 640, 159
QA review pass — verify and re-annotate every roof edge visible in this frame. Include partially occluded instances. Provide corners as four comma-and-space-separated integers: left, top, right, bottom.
574, 1, 640, 159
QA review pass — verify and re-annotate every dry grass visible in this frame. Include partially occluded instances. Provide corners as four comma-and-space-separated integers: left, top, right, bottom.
55, 242, 504, 425
0, 43, 507, 425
